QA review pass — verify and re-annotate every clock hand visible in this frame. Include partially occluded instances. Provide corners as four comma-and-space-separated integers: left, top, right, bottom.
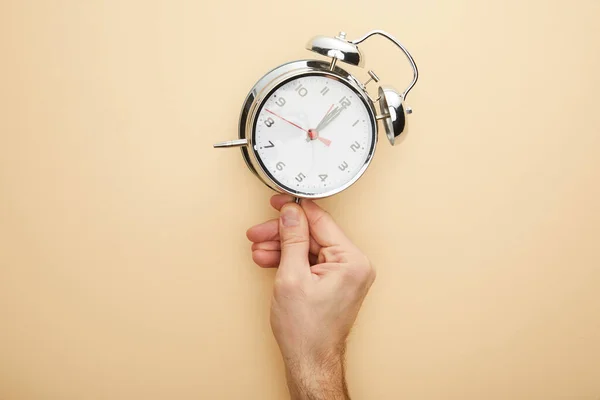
307, 129, 332, 147
265, 109, 308, 133
303, 104, 338, 146
307, 129, 332, 145
316, 106, 338, 131
317, 106, 343, 132
316, 104, 334, 130
317, 137, 332, 146
305, 104, 336, 146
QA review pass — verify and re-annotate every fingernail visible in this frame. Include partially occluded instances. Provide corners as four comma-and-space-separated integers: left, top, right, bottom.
281, 206, 300, 227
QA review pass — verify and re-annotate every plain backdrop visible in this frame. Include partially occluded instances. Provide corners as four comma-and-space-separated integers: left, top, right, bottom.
1, 0, 599, 399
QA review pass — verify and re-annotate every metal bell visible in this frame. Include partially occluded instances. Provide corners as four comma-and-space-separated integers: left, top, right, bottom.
377, 86, 406, 145
306, 32, 364, 67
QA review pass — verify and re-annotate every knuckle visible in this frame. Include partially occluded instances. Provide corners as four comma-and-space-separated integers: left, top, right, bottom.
343, 268, 365, 284
367, 263, 376, 283
370, 263, 377, 282
320, 245, 347, 263
357, 264, 372, 282
363, 256, 376, 282
344, 255, 375, 284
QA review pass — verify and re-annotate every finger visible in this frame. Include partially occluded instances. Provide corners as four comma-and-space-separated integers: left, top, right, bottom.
252, 249, 281, 268
270, 194, 295, 211
301, 200, 351, 247
309, 236, 322, 256
277, 203, 311, 279
252, 237, 319, 256
246, 219, 279, 243
310, 262, 343, 276
252, 240, 280, 251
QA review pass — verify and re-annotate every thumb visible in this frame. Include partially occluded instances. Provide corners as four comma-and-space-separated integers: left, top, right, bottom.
278, 203, 310, 277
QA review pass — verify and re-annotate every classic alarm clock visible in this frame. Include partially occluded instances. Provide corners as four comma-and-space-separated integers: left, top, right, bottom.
214, 29, 419, 199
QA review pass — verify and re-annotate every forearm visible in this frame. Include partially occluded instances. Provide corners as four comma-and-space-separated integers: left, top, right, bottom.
285, 352, 350, 400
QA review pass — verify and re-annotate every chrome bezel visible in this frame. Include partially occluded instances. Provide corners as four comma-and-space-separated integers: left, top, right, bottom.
238, 60, 377, 199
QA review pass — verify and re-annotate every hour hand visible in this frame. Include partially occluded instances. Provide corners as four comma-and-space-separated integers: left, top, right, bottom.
316, 106, 343, 131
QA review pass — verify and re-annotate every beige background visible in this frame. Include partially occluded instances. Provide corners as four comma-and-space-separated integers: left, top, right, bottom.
1, 0, 599, 399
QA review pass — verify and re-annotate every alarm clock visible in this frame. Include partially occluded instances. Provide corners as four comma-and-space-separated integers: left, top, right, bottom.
214, 29, 419, 199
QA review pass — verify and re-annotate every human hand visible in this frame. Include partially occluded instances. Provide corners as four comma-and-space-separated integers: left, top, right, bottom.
246, 195, 376, 399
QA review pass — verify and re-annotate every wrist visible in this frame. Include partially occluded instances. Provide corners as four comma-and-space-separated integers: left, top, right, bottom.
284, 349, 349, 400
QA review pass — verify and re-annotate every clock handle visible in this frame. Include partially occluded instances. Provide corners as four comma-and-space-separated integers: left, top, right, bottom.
350, 30, 419, 101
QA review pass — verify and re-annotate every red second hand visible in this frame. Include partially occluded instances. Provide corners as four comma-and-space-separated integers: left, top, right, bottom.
318, 137, 332, 147
265, 109, 308, 133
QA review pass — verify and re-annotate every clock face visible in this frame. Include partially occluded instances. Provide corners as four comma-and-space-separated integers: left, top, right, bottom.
252, 74, 376, 197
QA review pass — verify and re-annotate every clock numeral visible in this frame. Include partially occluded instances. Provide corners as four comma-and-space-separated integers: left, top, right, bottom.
264, 140, 275, 148
265, 117, 275, 127
350, 141, 361, 152
295, 172, 306, 182
276, 162, 286, 171
296, 84, 308, 97
320, 87, 330, 96
319, 174, 328, 182
338, 161, 349, 171
339, 96, 351, 109
275, 97, 286, 107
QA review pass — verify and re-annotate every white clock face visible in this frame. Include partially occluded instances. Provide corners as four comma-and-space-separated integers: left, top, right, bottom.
252, 74, 375, 197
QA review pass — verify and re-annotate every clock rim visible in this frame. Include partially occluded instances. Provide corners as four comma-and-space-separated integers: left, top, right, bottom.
239, 60, 377, 199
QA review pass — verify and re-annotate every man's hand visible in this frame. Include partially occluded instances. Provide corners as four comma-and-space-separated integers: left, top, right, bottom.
246, 195, 376, 400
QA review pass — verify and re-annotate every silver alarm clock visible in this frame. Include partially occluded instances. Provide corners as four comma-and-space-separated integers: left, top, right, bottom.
214, 29, 419, 199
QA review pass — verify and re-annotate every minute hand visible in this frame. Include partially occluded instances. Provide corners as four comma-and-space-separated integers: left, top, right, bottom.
316, 106, 343, 131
